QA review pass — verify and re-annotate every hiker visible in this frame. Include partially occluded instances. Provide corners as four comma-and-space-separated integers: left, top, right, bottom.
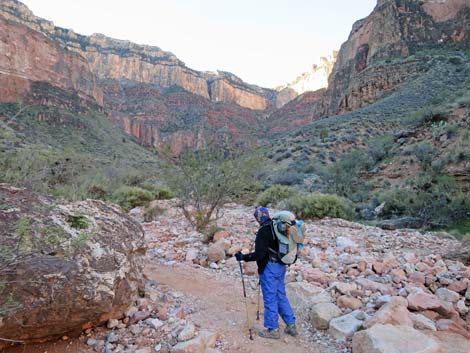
234, 207, 297, 339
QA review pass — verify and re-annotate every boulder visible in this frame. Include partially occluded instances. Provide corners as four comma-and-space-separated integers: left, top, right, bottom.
212, 230, 230, 242
337, 295, 362, 310
310, 303, 342, 329
207, 241, 226, 262
410, 313, 436, 331
172, 331, 218, 353
328, 311, 364, 340
0, 185, 146, 348
435, 288, 460, 303
356, 278, 394, 295
407, 293, 442, 311
377, 217, 423, 230
286, 282, 332, 314
366, 297, 413, 328
352, 324, 440, 353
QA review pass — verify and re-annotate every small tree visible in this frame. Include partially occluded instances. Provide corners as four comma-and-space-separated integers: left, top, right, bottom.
320, 128, 328, 143
164, 145, 257, 231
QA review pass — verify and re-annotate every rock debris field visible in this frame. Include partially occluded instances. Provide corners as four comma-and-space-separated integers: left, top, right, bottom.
5, 199, 470, 353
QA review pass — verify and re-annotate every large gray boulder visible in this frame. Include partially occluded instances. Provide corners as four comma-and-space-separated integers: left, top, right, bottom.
0, 184, 146, 348
352, 324, 440, 353
286, 281, 332, 315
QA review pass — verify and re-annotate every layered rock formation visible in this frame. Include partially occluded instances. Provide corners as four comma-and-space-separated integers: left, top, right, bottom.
103, 80, 263, 154
0, 184, 146, 348
0, 13, 103, 106
0, 0, 275, 111
272, 0, 470, 125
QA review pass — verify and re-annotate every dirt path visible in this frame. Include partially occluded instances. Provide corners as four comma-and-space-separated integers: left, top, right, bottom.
5, 262, 339, 353
146, 263, 336, 353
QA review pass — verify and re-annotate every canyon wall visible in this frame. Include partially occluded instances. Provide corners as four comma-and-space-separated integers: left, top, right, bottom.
0, 0, 274, 111
271, 0, 470, 126
0, 13, 103, 107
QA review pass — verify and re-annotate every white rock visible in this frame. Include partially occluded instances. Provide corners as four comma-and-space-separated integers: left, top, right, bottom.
328, 312, 363, 340
146, 318, 164, 330
286, 282, 332, 314
410, 313, 436, 331
178, 322, 196, 342
336, 237, 357, 249
310, 302, 342, 329
352, 324, 440, 353
435, 288, 460, 303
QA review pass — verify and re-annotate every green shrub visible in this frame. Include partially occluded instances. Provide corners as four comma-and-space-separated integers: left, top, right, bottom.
368, 135, 395, 162
378, 188, 415, 216
141, 183, 173, 200
255, 185, 298, 207
286, 193, 353, 220
112, 186, 153, 211
66, 215, 88, 229
413, 141, 437, 170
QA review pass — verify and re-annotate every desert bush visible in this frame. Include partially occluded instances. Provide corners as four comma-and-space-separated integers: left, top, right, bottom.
377, 175, 470, 227
255, 185, 298, 207
163, 145, 257, 231
413, 141, 437, 171
112, 186, 153, 211
286, 193, 353, 220
271, 172, 304, 186
327, 149, 372, 198
368, 135, 395, 162
141, 183, 173, 200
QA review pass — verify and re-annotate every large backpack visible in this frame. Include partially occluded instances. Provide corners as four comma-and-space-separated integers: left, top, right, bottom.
269, 211, 306, 265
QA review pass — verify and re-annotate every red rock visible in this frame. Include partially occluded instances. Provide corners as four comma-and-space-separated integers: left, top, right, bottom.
357, 261, 367, 273
303, 268, 330, 285
448, 280, 468, 293
213, 230, 230, 242
337, 296, 362, 310
407, 293, 442, 311
366, 297, 413, 328
372, 261, 384, 275
421, 310, 440, 321
391, 268, 406, 283
157, 307, 169, 321
356, 278, 394, 295
408, 272, 426, 285
436, 319, 470, 339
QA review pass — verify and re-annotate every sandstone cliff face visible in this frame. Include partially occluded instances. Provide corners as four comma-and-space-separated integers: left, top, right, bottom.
0, 13, 103, 106
272, 0, 470, 125
0, 0, 275, 111
277, 52, 337, 97
327, 0, 470, 114
103, 80, 263, 154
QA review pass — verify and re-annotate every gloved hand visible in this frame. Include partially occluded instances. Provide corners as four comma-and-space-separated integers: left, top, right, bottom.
234, 251, 244, 262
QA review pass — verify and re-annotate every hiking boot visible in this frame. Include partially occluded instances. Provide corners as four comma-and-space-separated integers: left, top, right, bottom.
258, 328, 280, 339
284, 323, 298, 337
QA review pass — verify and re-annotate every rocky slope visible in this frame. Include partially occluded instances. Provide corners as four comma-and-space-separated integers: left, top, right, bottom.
274, 0, 470, 123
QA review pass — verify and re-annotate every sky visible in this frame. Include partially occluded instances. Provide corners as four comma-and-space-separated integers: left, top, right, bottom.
20, 0, 377, 88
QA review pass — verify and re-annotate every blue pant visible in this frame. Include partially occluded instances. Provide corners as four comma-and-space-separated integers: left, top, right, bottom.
260, 261, 296, 330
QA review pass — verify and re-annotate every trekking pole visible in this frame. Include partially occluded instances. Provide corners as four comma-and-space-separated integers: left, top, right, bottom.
238, 261, 254, 340
256, 280, 260, 321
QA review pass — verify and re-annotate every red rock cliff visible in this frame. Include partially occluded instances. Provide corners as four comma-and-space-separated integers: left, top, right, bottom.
0, 0, 274, 111
0, 13, 103, 106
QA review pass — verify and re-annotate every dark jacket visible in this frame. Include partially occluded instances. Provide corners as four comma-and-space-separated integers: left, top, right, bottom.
242, 220, 280, 274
